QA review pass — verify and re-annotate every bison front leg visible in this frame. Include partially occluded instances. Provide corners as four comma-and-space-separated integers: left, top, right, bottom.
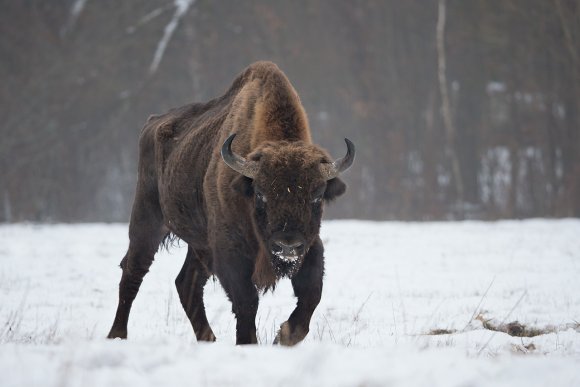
216, 259, 259, 345
274, 238, 324, 346
231, 285, 259, 345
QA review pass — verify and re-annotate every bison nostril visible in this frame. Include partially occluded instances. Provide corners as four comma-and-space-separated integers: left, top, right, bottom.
271, 238, 305, 257
277, 240, 303, 249
271, 243, 284, 254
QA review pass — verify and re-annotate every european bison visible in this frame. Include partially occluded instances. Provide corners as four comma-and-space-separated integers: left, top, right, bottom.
107, 61, 355, 345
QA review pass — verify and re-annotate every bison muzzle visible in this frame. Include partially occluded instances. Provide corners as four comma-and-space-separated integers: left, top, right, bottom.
107, 61, 355, 345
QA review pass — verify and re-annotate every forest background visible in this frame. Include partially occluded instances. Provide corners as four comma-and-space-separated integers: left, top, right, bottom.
1, 0, 579, 222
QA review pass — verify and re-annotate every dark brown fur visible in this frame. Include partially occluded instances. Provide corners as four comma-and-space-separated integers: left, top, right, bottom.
107, 61, 349, 345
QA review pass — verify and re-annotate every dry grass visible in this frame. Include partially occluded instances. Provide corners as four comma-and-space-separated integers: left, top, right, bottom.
423, 307, 565, 341
426, 328, 456, 335
424, 314, 556, 338
475, 314, 554, 338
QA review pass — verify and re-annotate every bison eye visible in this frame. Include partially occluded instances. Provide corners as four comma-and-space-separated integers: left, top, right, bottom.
256, 192, 267, 203
311, 196, 323, 204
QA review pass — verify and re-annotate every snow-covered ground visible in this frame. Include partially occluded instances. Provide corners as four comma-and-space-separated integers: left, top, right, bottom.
1, 220, 579, 386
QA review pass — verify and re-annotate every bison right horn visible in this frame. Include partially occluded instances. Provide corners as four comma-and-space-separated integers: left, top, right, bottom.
221, 133, 259, 179
320, 138, 356, 180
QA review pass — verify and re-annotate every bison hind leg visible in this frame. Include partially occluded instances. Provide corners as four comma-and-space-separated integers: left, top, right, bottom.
107, 239, 164, 339
175, 246, 216, 342
107, 189, 167, 339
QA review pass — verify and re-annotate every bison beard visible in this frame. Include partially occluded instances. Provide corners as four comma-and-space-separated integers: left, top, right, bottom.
107, 61, 354, 346
273, 255, 301, 276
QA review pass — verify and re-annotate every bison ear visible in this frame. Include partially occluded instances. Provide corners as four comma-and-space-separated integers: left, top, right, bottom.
324, 177, 346, 202
231, 175, 254, 197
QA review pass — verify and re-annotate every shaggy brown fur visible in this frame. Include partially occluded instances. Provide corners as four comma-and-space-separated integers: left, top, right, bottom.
107, 61, 353, 346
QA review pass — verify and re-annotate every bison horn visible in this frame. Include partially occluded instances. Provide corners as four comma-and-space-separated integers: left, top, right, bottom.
221, 133, 259, 179
320, 138, 356, 180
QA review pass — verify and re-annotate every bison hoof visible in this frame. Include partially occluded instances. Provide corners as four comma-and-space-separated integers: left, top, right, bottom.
197, 329, 217, 342
106, 328, 127, 339
273, 321, 307, 346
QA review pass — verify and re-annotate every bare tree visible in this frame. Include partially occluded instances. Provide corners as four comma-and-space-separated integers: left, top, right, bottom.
436, 0, 464, 206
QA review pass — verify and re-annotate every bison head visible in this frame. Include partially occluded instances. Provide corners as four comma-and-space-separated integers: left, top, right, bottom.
221, 134, 355, 277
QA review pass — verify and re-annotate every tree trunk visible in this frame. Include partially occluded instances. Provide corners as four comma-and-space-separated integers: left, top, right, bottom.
436, 0, 464, 211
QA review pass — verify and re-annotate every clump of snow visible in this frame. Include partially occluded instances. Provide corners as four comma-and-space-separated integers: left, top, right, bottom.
478, 146, 511, 209
0, 220, 579, 386
486, 81, 507, 94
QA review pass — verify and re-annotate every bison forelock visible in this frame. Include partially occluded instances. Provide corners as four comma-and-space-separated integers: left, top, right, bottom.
228, 141, 346, 278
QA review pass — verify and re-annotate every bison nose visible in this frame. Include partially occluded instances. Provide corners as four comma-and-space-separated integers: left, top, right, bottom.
270, 233, 306, 258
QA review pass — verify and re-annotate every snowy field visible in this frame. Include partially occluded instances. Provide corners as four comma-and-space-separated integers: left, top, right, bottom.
1, 219, 579, 386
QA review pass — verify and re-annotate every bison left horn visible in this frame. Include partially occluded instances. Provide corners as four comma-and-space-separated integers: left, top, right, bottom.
221, 133, 259, 179
320, 138, 356, 180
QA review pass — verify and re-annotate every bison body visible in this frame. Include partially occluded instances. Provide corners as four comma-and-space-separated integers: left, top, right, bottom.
107, 61, 354, 345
